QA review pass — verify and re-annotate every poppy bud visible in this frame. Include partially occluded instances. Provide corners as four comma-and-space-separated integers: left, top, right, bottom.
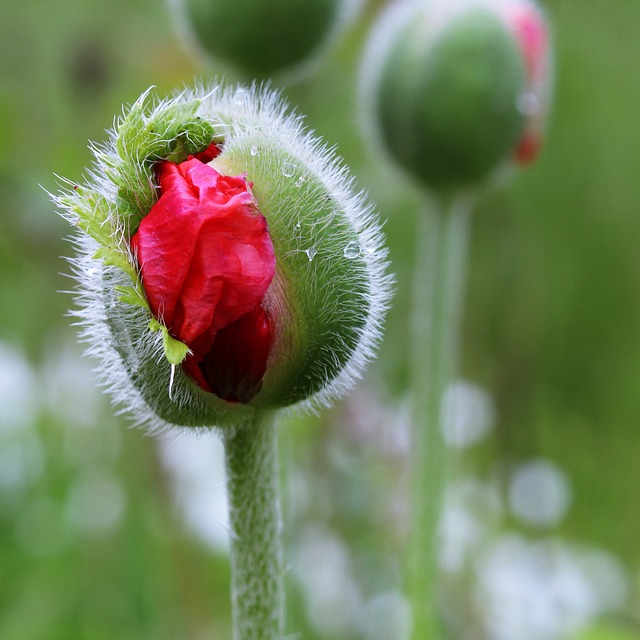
360, 0, 551, 191
175, 0, 355, 79
55, 85, 391, 432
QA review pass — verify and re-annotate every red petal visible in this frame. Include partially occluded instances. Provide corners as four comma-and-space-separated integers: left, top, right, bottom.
131, 156, 276, 401
514, 130, 542, 165
193, 303, 273, 403
193, 141, 222, 163
508, 6, 548, 84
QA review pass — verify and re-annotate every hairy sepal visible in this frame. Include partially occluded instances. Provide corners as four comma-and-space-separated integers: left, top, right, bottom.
201, 88, 392, 411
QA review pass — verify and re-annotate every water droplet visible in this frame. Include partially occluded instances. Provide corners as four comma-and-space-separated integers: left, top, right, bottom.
305, 247, 317, 262
295, 175, 306, 188
295, 222, 302, 229
250, 145, 259, 156
343, 241, 362, 259
517, 92, 540, 117
281, 162, 295, 178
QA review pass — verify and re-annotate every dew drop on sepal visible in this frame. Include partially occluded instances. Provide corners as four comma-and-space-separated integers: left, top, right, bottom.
281, 162, 295, 178
343, 241, 362, 259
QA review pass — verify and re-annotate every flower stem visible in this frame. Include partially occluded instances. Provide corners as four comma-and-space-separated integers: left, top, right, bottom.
223, 411, 284, 640
407, 192, 472, 640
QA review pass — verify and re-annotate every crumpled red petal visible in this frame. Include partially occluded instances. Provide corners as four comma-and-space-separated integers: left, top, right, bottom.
131, 155, 276, 401
193, 141, 222, 163
183, 302, 273, 403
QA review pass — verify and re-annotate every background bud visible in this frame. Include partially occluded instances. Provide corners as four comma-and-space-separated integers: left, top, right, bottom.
175, 0, 357, 79
361, 0, 551, 191
54, 85, 392, 433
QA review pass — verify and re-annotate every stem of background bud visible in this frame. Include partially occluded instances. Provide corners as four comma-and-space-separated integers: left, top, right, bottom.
407, 193, 472, 640
223, 410, 284, 640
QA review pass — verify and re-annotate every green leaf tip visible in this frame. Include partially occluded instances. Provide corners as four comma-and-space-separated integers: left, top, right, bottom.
150, 319, 191, 366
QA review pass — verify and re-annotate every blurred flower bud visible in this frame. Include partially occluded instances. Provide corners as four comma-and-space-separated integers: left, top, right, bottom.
361, 0, 551, 191
54, 85, 391, 433
175, 0, 357, 79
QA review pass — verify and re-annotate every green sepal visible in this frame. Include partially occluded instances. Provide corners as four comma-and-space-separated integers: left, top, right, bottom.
115, 285, 149, 310
112, 96, 216, 228
115, 97, 215, 164
61, 186, 112, 243
92, 246, 136, 278
61, 94, 227, 376
149, 319, 191, 366
210, 136, 371, 409
60, 185, 141, 288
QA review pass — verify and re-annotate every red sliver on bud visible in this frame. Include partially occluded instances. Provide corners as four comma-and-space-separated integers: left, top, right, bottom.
514, 130, 541, 165
506, 5, 548, 167
193, 141, 223, 163
509, 8, 547, 83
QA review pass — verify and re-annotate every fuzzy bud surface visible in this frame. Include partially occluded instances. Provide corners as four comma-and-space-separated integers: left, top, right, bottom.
54, 85, 391, 433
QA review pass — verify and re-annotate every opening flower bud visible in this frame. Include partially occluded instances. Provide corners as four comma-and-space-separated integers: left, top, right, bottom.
55, 85, 391, 433
361, 0, 551, 191
176, 0, 353, 79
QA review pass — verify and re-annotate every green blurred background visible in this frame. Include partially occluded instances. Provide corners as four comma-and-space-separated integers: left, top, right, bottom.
1, 0, 639, 638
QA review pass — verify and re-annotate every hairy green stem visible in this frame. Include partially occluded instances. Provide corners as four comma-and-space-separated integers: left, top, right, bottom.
407, 193, 472, 640
223, 411, 284, 640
